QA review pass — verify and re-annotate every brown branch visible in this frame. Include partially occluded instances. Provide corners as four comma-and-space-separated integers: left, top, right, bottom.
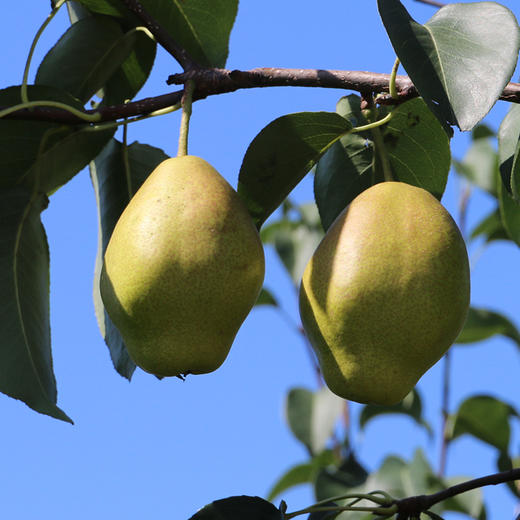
4, 67, 520, 124
394, 468, 520, 518
120, 0, 199, 71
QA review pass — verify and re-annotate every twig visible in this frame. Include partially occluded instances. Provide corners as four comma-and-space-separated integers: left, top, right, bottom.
120, 0, 199, 70
395, 468, 520, 517
3, 67, 520, 124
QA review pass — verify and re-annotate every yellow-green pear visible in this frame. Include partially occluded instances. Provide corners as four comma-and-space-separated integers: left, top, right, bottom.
299, 182, 470, 405
100, 155, 265, 377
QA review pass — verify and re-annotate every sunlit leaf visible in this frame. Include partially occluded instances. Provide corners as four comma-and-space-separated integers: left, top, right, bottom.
238, 112, 352, 228
0, 188, 72, 423
378, 0, 520, 131
456, 307, 520, 349
449, 395, 519, 451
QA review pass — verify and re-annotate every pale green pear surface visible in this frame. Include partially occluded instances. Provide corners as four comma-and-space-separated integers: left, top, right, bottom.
299, 182, 470, 405
100, 156, 265, 377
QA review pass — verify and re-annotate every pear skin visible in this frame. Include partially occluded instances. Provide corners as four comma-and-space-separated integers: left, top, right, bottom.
299, 182, 470, 405
100, 156, 265, 377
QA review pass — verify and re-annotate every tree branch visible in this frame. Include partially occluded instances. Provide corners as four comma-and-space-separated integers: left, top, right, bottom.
395, 468, 520, 517
120, 0, 199, 70
3, 67, 520, 124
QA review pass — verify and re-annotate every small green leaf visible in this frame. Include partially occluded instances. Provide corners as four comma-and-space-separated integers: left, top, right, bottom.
378, 0, 520, 131
238, 112, 352, 228
497, 452, 520, 499
456, 307, 520, 349
499, 103, 520, 200
470, 209, 509, 244
139, 0, 238, 68
255, 288, 278, 307
261, 204, 324, 285
359, 389, 432, 436
0, 188, 72, 423
188, 496, 282, 520
449, 395, 518, 451
314, 454, 369, 501
499, 177, 520, 246
90, 139, 168, 379
285, 387, 344, 456
383, 98, 450, 197
267, 451, 337, 502
36, 17, 138, 103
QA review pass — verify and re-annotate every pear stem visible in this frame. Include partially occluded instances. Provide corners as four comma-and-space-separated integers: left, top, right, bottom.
389, 58, 400, 100
177, 80, 195, 157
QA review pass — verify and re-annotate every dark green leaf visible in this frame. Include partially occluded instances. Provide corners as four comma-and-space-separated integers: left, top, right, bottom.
497, 452, 520, 499
285, 387, 344, 455
90, 139, 168, 379
188, 496, 282, 520
470, 209, 509, 244
102, 29, 156, 105
36, 17, 139, 103
453, 139, 499, 196
378, 0, 520, 131
67, 0, 92, 22
456, 307, 520, 348
255, 288, 278, 307
315, 453, 369, 501
139, 0, 238, 68
0, 188, 72, 423
499, 177, 520, 246
472, 124, 495, 141
314, 136, 373, 231
238, 112, 352, 228
77, 0, 126, 17
383, 98, 450, 197
449, 395, 518, 451
359, 389, 432, 436
267, 451, 337, 502
0, 85, 83, 189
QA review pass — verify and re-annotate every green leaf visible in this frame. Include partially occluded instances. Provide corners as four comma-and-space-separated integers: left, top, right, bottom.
499, 177, 520, 246
267, 451, 337, 502
285, 387, 344, 455
497, 452, 520, 499
238, 112, 352, 228
314, 135, 373, 231
449, 395, 518, 451
435, 476, 486, 520
0, 188, 72, 423
36, 17, 139, 103
470, 209, 509, 244
139, 0, 238, 68
90, 139, 168, 379
453, 140, 499, 196
255, 288, 278, 307
314, 454, 369, 501
261, 204, 324, 285
102, 28, 156, 105
77, 0, 126, 17
499, 103, 520, 200
188, 496, 282, 520
359, 389, 432, 436
456, 307, 520, 349
383, 98, 451, 197
378, 0, 520, 131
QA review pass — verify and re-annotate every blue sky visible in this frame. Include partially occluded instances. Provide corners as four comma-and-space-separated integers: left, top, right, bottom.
2, 1, 520, 519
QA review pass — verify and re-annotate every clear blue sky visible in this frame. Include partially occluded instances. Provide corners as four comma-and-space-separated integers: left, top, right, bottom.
2, 2, 520, 519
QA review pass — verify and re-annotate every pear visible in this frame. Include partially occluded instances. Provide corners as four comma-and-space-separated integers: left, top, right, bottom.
100, 156, 265, 377
299, 182, 470, 405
